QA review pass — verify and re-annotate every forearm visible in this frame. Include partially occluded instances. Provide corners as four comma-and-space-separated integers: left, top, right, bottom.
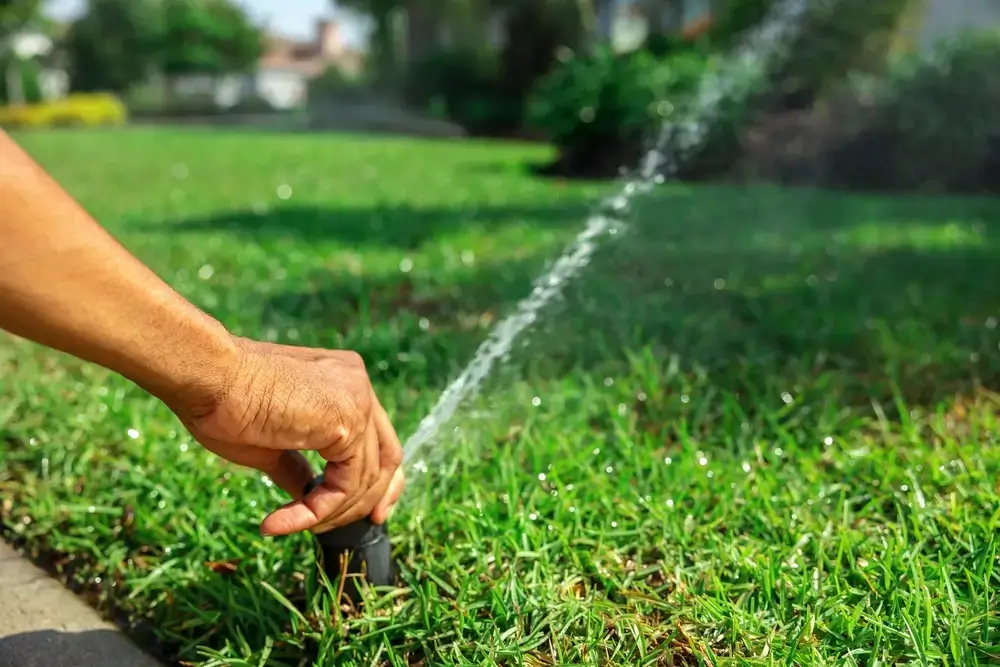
0, 130, 237, 408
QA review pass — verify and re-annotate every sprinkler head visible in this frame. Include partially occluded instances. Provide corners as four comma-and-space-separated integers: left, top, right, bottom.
304, 476, 394, 604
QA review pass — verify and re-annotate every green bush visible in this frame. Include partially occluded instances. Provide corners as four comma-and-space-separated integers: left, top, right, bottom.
403, 47, 521, 136
710, 0, 913, 111
308, 66, 373, 105
528, 46, 715, 175
830, 30, 1000, 193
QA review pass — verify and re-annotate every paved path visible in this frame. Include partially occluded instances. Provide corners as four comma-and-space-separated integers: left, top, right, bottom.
0, 541, 165, 667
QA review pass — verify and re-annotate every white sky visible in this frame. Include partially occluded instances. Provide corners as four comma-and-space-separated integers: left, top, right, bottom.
44, 0, 370, 46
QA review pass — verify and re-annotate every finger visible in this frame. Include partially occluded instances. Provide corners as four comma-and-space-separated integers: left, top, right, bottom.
372, 396, 403, 474
312, 460, 394, 532
370, 467, 405, 525
196, 436, 315, 501
259, 453, 363, 536
313, 407, 380, 526
317, 397, 403, 529
258, 450, 316, 501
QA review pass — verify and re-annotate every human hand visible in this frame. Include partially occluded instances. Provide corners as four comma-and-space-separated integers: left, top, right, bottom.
166, 338, 405, 537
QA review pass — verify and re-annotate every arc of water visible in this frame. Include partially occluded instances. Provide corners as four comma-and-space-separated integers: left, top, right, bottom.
402, 0, 811, 466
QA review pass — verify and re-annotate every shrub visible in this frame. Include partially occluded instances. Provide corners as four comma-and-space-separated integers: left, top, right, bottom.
403, 47, 520, 136
0, 93, 128, 128
710, 0, 914, 112
308, 66, 373, 105
528, 46, 715, 176
828, 30, 1000, 193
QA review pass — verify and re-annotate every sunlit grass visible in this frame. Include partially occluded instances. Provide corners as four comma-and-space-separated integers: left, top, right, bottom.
1, 128, 998, 666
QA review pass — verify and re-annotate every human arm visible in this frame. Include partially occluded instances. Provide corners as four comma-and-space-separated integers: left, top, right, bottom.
0, 130, 403, 534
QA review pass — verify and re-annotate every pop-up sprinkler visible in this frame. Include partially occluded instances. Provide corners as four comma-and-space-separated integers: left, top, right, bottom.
304, 476, 394, 603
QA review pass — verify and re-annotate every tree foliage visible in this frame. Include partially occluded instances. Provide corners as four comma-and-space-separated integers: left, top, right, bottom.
66, 0, 263, 93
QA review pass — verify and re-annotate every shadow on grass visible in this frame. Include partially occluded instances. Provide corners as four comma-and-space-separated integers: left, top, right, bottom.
138, 200, 594, 250
5, 184, 998, 666
242, 185, 1000, 417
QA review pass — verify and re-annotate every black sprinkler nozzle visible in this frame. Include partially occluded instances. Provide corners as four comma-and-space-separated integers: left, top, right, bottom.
304, 476, 394, 603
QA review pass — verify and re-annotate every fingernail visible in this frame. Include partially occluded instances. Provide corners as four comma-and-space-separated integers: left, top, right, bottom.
260, 527, 275, 537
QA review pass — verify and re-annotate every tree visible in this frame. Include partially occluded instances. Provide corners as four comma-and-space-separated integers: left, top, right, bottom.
66, 0, 263, 94
0, 0, 42, 103
334, 0, 400, 84
65, 0, 161, 93
158, 0, 263, 79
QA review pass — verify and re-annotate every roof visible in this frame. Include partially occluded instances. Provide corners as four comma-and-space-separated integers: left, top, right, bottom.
258, 33, 363, 77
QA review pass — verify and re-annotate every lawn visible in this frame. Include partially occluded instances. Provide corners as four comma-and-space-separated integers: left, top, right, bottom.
1, 128, 999, 666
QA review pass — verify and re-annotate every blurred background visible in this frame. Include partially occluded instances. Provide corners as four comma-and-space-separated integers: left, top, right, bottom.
0, 0, 995, 193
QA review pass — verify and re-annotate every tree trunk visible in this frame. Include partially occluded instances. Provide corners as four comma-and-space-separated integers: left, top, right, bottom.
404, 0, 438, 64
594, 0, 614, 41
6, 58, 23, 105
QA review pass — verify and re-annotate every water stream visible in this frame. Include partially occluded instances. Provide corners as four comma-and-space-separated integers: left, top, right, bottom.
402, 0, 810, 467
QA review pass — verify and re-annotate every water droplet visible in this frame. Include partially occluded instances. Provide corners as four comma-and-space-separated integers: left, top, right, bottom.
741, 461, 751, 473
28, 438, 37, 447
714, 278, 726, 290
781, 392, 793, 404
617, 403, 627, 416
528, 513, 537, 521
665, 499, 674, 508
419, 318, 430, 331
774, 447, 784, 457
87, 506, 96, 513
592, 448, 600, 455
179, 443, 189, 452
610, 521, 618, 528
698, 457, 708, 466
461, 250, 475, 265
579, 106, 595, 122
565, 484, 574, 491
157, 500, 166, 509
198, 264, 214, 280
664, 457, 672, 465
276, 184, 292, 199
531, 396, 541, 407
637, 392, 647, 401
604, 377, 614, 387
680, 394, 690, 404
399, 257, 413, 273
900, 484, 909, 492
538, 473, 546, 481
605, 466, 614, 474
823, 436, 833, 446
249, 500, 257, 508
127, 429, 139, 440
987, 317, 997, 329
569, 506, 577, 513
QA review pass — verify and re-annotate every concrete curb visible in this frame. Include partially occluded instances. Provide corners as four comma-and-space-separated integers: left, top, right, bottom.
0, 541, 165, 667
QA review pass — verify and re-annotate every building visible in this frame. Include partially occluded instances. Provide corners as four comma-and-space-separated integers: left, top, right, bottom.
172, 19, 363, 110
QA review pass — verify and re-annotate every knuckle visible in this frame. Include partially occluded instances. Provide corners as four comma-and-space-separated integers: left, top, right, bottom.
343, 350, 365, 370
385, 444, 403, 468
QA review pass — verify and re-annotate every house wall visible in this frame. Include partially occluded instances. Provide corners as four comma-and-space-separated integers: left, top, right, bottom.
254, 69, 307, 109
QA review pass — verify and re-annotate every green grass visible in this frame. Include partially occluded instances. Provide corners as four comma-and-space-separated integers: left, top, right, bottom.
2, 127, 999, 666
